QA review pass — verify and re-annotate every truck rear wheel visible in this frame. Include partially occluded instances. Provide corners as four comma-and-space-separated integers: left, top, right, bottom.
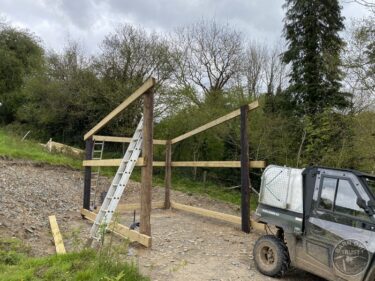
253, 235, 290, 277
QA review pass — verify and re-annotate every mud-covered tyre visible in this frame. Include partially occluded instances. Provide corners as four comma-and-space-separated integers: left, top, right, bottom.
253, 235, 290, 278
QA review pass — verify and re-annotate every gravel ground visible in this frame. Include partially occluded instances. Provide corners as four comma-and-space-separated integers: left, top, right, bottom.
0, 159, 324, 281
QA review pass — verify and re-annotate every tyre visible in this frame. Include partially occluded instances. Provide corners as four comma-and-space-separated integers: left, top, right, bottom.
365, 263, 375, 281
253, 235, 290, 278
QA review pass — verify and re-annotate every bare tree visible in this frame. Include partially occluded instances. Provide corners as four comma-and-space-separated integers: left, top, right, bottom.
173, 19, 245, 102
263, 44, 288, 95
243, 42, 267, 98
97, 24, 174, 84
342, 17, 375, 112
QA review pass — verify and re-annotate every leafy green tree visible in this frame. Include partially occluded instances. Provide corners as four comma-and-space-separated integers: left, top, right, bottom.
282, 0, 350, 115
0, 25, 43, 123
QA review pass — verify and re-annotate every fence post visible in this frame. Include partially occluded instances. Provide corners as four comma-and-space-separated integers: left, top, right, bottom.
83, 137, 93, 210
240, 105, 250, 233
140, 88, 154, 237
164, 140, 172, 209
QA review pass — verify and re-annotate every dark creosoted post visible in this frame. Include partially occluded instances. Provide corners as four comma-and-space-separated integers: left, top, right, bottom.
83, 137, 93, 210
240, 105, 250, 233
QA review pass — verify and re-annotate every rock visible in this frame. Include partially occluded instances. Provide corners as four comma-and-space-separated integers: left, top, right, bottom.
25, 228, 34, 234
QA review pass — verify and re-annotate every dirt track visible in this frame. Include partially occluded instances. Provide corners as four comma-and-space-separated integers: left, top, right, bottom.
0, 159, 324, 280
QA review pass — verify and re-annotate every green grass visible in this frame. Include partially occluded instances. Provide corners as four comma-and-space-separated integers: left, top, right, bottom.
0, 129, 81, 169
0, 238, 148, 281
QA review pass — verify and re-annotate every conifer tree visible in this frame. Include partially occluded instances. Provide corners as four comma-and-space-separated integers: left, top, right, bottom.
282, 0, 350, 115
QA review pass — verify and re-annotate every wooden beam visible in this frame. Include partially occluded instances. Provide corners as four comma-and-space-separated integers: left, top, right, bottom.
240, 105, 250, 233
164, 140, 172, 209
171, 101, 259, 144
170, 202, 266, 232
84, 78, 156, 140
82, 159, 266, 168
140, 89, 153, 236
48, 215, 66, 254
81, 208, 152, 247
83, 158, 145, 167
170, 161, 265, 168
93, 135, 167, 145
116, 201, 164, 212
170, 201, 241, 224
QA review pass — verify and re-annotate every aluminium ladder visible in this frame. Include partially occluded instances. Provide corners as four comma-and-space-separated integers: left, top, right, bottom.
90, 140, 105, 210
89, 117, 143, 242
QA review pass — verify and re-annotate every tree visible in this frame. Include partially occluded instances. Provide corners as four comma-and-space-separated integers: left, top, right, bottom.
16, 43, 103, 144
0, 24, 43, 123
282, 0, 350, 115
94, 24, 175, 118
343, 17, 375, 112
173, 19, 244, 104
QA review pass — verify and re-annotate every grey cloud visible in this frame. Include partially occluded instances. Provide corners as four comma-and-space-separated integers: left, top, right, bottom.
0, 0, 372, 55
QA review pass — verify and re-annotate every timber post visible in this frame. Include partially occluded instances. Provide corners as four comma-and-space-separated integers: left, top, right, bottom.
83, 137, 93, 210
140, 85, 154, 237
240, 105, 250, 233
164, 140, 172, 209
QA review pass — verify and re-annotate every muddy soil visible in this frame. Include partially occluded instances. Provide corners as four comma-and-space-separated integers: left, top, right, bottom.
0, 159, 324, 281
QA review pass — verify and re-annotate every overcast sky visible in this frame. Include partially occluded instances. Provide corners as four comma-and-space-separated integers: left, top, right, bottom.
0, 0, 372, 55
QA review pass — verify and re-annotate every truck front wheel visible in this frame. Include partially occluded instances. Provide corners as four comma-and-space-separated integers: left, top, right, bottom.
253, 235, 290, 277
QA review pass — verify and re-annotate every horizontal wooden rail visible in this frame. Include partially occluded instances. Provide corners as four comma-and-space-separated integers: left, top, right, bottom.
170, 201, 265, 232
170, 161, 265, 168
82, 160, 266, 169
93, 135, 167, 145
81, 208, 152, 247
171, 101, 259, 144
84, 78, 156, 140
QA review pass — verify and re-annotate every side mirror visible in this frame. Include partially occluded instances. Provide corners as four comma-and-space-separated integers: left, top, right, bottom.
357, 198, 367, 209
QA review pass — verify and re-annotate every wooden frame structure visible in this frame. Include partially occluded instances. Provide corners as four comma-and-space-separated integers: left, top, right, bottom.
82, 77, 265, 247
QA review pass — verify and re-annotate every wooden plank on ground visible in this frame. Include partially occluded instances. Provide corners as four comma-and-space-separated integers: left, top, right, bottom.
171, 101, 259, 144
48, 215, 66, 254
170, 201, 241, 225
84, 78, 156, 140
116, 201, 164, 212
81, 208, 152, 247
93, 135, 167, 145
170, 202, 266, 233
251, 220, 266, 232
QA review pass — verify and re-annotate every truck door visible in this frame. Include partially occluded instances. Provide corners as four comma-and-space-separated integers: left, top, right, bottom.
304, 171, 374, 281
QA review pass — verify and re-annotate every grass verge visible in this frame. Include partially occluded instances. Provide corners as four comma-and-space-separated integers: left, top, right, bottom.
0, 129, 81, 169
0, 238, 148, 281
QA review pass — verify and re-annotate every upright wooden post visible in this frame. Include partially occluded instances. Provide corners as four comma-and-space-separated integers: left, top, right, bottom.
83, 137, 93, 210
140, 89, 154, 237
240, 105, 250, 233
164, 140, 172, 209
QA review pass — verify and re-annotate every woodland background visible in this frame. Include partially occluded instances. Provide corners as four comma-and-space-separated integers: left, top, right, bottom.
0, 0, 374, 186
